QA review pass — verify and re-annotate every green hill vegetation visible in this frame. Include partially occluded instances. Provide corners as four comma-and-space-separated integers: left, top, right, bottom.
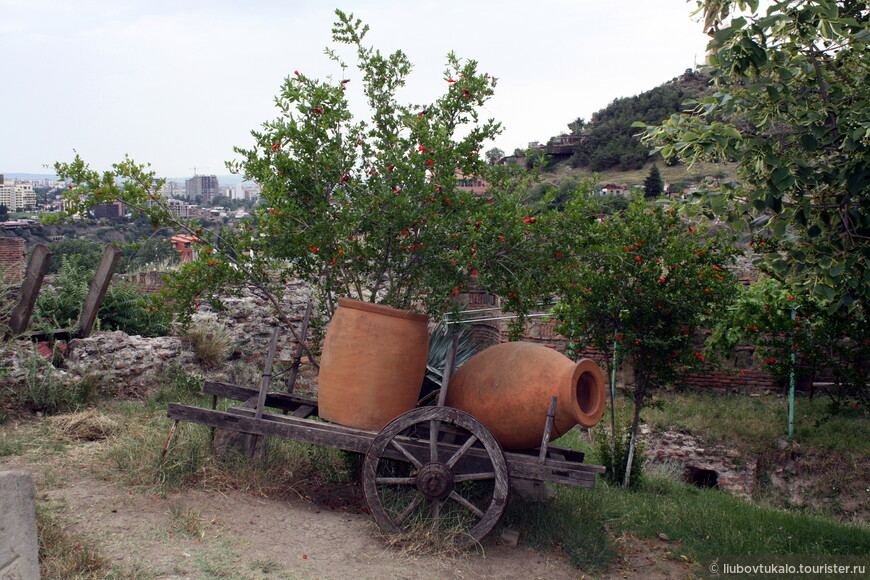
522, 68, 737, 194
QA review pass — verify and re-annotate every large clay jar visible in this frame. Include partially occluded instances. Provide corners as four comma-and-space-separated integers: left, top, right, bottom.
318, 298, 429, 431
446, 342, 606, 450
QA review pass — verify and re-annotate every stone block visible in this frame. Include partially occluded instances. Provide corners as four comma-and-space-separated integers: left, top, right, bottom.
0, 471, 40, 580
500, 527, 520, 547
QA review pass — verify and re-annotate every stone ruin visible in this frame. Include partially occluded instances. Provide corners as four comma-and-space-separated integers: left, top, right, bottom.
641, 426, 758, 498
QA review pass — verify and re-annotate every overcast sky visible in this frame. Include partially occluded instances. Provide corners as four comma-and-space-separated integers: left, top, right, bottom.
2, 0, 711, 178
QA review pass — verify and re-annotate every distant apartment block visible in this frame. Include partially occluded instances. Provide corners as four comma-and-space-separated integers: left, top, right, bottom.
186, 175, 219, 205
93, 201, 125, 219
156, 180, 184, 198
0, 182, 36, 211
166, 198, 191, 219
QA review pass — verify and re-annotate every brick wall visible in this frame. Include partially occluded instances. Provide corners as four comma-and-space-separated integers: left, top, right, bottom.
0, 237, 26, 283
498, 311, 781, 394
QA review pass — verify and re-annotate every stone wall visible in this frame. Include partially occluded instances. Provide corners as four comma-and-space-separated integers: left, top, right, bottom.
65, 331, 191, 395
641, 427, 758, 499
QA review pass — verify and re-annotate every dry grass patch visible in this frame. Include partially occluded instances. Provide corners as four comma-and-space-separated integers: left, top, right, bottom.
47, 409, 120, 442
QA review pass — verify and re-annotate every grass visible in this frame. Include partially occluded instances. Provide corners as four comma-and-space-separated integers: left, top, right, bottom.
501, 494, 616, 571
640, 391, 870, 456
7, 363, 868, 576
590, 477, 870, 558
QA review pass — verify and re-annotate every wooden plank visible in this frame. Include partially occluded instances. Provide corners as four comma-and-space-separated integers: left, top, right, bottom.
291, 404, 316, 418
7, 244, 51, 336
75, 245, 120, 338
168, 403, 374, 454
170, 403, 604, 487
254, 327, 280, 420
203, 380, 318, 414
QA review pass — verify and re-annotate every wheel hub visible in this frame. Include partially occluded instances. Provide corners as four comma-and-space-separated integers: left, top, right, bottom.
415, 462, 454, 500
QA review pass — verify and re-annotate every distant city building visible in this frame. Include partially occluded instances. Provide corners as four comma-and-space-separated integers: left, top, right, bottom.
0, 174, 4, 185
0, 182, 36, 211
156, 180, 184, 199
186, 175, 219, 205
455, 172, 489, 196
601, 184, 628, 196
166, 198, 191, 219
171, 234, 196, 262
228, 182, 261, 202
93, 201, 125, 219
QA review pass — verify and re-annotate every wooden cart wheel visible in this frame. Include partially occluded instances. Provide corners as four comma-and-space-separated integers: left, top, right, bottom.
363, 406, 509, 547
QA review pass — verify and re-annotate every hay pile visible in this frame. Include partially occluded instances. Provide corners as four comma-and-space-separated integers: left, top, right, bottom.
48, 410, 120, 441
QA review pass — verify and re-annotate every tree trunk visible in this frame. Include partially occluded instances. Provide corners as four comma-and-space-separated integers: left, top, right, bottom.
622, 383, 645, 488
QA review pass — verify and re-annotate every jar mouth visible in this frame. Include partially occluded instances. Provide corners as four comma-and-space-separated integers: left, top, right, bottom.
569, 358, 606, 428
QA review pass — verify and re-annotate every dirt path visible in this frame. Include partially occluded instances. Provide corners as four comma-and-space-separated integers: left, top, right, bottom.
2, 436, 692, 580
6, 465, 692, 579
43, 475, 586, 580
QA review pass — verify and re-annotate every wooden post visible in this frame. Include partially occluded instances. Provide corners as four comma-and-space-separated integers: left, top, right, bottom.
538, 396, 558, 463
248, 327, 280, 458
75, 245, 120, 338
284, 299, 313, 395
7, 244, 51, 336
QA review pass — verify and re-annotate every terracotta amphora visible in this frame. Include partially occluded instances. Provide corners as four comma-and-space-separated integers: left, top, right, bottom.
445, 342, 606, 450
318, 298, 429, 431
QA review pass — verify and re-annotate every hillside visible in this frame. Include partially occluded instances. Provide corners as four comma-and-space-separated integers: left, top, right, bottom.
528, 69, 736, 192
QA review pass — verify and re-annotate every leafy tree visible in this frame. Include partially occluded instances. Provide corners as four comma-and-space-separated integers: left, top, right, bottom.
525, 147, 548, 169
597, 193, 631, 215
568, 117, 586, 134
643, 165, 664, 198
55, 10, 555, 334
45, 238, 104, 274
552, 198, 740, 487
0, 204, 7, 222
485, 147, 505, 164
638, 0, 870, 315
707, 277, 869, 412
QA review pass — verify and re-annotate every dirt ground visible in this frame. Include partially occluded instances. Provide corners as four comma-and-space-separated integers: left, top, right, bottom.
3, 442, 696, 580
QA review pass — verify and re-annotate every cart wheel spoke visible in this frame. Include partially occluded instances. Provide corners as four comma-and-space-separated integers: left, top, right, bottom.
429, 498, 443, 520
363, 407, 509, 547
453, 471, 495, 482
445, 434, 478, 468
448, 490, 485, 519
396, 493, 424, 525
390, 439, 423, 469
429, 419, 441, 462
375, 476, 417, 485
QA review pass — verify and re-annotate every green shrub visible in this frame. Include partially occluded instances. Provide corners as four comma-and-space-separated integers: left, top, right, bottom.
594, 422, 644, 489
32, 258, 172, 337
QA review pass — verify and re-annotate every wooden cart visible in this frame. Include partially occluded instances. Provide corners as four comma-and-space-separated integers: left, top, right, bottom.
167, 330, 605, 546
